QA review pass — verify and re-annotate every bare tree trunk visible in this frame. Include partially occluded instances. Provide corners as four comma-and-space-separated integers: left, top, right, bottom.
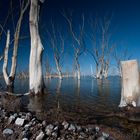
3, 30, 12, 87
63, 13, 85, 80
89, 16, 114, 80
9, 12, 24, 80
96, 64, 103, 79
46, 22, 64, 80
29, 0, 44, 94
103, 69, 108, 79
54, 57, 63, 80
75, 56, 80, 80
96, 71, 100, 79
77, 63, 80, 80
98, 70, 103, 80
2, 1, 29, 90
95, 63, 99, 78
119, 60, 140, 107
77, 70, 80, 80
103, 61, 109, 79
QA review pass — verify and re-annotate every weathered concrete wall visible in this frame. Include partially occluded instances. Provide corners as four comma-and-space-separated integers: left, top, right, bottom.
119, 60, 140, 107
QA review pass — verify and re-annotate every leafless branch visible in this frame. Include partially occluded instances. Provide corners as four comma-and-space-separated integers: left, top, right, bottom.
88, 15, 114, 79
46, 21, 65, 78
0, 24, 7, 36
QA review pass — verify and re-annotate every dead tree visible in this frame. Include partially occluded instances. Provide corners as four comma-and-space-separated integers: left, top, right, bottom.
29, 0, 45, 94
88, 16, 114, 79
0, 1, 14, 61
0, 24, 7, 40
63, 12, 85, 80
0, 1, 12, 40
113, 46, 131, 76
3, 30, 10, 86
3, 0, 29, 89
47, 23, 64, 80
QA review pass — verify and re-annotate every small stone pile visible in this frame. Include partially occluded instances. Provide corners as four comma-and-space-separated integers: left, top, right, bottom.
0, 107, 115, 140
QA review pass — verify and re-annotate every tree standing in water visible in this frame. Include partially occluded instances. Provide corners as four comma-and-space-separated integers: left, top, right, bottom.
29, 0, 45, 94
3, 0, 29, 90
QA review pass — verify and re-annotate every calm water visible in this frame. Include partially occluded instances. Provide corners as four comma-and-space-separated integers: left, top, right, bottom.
0, 76, 121, 123
1, 76, 140, 139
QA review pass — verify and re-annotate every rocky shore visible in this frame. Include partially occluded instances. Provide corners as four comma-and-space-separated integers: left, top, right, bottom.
0, 92, 140, 140
1, 106, 139, 140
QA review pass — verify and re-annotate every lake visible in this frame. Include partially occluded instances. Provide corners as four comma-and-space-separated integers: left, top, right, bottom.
0, 76, 121, 123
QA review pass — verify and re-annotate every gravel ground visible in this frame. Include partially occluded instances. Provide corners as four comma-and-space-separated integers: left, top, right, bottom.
0, 107, 139, 140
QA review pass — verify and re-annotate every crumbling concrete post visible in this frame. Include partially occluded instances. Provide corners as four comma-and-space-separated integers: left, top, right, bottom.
119, 60, 140, 107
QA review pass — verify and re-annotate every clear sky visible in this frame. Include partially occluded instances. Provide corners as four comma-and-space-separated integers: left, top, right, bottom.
0, 0, 140, 75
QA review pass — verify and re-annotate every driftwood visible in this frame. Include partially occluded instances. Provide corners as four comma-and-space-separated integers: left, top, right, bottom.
0, 91, 31, 97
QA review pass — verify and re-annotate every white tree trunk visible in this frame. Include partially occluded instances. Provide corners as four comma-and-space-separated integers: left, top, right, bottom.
77, 70, 80, 80
96, 69, 103, 80
76, 58, 80, 80
29, 0, 44, 94
3, 30, 12, 86
3, 1, 29, 90
54, 57, 62, 80
119, 60, 140, 107
9, 14, 23, 80
103, 67, 109, 79
103, 61, 109, 79
96, 71, 100, 79
95, 64, 99, 78
95, 63, 103, 80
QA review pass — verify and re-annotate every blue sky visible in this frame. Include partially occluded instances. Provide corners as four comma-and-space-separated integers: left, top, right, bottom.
0, 0, 140, 75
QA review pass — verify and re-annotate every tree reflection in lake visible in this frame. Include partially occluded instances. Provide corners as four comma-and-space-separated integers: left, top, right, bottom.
0, 76, 121, 123
1, 77, 140, 138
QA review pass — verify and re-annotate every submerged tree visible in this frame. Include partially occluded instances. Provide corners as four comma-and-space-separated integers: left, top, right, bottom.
47, 23, 64, 80
29, 0, 45, 94
3, 0, 29, 90
88, 16, 115, 79
63, 12, 85, 80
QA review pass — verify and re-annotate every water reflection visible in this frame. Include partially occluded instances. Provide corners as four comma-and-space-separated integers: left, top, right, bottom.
56, 79, 62, 112
77, 79, 80, 96
74, 79, 81, 114
0, 76, 121, 123
56, 79, 62, 94
28, 95, 48, 120
97, 79, 104, 96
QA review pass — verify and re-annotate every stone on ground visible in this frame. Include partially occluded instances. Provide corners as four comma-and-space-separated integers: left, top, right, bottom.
15, 118, 25, 126
3, 128, 14, 136
36, 131, 45, 140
